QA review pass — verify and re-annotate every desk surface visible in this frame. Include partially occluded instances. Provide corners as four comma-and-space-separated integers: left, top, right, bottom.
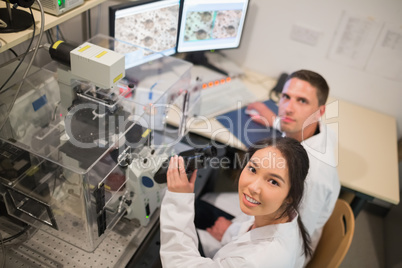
0, 0, 107, 53
334, 97, 399, 204
178, 68, 400, 205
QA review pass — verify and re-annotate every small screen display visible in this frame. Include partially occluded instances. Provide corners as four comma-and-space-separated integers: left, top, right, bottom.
177, 0, 249, 53
110, 0, 180, 68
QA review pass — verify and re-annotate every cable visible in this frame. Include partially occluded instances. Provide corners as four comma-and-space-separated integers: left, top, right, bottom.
8, 48, 18, 58
0, 8, 36, 93
48, 27, 55, 43
0, 223, 30, 268
95, 4, 101, 35
57, 25, 66, 41
19, 1, 45, 85
87, 9, 92, 38
0, 225, 30, 243
46, 30, 54, 44
0, 0, 45, 132
0, 44, 46, 70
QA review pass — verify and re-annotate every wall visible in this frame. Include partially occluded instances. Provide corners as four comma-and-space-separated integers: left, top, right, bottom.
223, 0, 402, 138
2, 0, 400, 137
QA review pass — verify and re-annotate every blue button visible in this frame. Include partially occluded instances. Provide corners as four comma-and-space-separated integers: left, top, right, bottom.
142, 176, 154, 188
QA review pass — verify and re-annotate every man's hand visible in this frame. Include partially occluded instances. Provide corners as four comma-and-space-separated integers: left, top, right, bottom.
246, 102, 276, 127
206, 216, 232, 242
166, 155, 197, 193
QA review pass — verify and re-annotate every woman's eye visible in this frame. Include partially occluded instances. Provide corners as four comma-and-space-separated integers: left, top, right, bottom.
248, 165, 256, 173
268, 179, 279, 186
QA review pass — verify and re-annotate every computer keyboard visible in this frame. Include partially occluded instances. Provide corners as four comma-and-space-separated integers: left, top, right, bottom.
197, 78, 258, 117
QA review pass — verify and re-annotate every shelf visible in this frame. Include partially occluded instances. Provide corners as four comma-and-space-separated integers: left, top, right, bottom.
0, 0, 107, 53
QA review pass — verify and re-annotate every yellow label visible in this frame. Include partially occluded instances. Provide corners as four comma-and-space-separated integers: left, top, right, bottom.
52, 40, 64, 49
113, 73, 123, 84
142, 129, 152, 138
96, 51, 108, 58
78, 45, 91, 52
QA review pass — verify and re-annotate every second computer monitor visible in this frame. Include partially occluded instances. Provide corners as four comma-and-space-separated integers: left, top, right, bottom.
109, 0, 180, 68
177, 0, 249, 53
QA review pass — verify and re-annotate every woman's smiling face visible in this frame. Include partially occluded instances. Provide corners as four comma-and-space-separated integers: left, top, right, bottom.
238, 146, 291, 223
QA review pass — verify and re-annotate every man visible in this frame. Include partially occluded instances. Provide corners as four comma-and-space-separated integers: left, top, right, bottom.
199, 70, 340, 262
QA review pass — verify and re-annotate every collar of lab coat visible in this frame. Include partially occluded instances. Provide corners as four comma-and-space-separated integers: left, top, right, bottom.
232, 211, 299, 243
276, 119, 337, 167
301, 123, 338, 167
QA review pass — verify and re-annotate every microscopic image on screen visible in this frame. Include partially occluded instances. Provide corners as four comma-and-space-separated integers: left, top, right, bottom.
114, 5, 179, 55
183, 9, 243, 42
212, 10, 242, 39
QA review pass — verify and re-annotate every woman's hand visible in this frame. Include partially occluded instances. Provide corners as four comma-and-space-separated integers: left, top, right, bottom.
246, 102, 276, 127
206, 216, 233, 242
166, 155, 197, 193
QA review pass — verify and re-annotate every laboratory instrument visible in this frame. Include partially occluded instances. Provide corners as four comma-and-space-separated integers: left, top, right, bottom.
0, 35, 198, 265
31, 0, 84, 16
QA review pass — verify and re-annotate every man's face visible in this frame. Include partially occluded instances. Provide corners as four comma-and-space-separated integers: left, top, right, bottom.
278, 78, 322, 139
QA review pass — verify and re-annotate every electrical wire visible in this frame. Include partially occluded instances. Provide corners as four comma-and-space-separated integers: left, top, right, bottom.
95, 4, 101, 35
0, 224, 30, 244
0, 223, 30, 268
0, 44, 46, 70
8, 48, 18, 58
0, 0, 45, 132
0, 8, 36, 93
57, 25, 66, 41
46, 30, 54, 44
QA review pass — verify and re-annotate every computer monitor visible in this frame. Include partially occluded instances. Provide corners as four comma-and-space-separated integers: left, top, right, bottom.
176, 0, 249, 75
109, 0, 180, 68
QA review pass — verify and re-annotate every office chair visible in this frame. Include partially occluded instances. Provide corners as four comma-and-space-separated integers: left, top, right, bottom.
306, 199, 355, 268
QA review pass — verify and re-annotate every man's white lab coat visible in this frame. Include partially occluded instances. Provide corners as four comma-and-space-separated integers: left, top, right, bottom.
299, 123, 341, 255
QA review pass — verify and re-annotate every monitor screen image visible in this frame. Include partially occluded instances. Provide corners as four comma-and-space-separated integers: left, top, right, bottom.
109, 0, 180, 68
177, 0, 249, 53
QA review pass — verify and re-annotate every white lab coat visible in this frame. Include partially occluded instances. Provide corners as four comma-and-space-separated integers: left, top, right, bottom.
197, 123, 340, 264
299, 123, 341, 257
160, 190, 306, 268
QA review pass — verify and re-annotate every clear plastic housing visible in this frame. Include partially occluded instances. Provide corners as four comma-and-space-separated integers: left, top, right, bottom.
0, 35, 194, 252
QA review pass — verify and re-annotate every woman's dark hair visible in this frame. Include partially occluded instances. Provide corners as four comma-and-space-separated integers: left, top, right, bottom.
247, 137, 312, 257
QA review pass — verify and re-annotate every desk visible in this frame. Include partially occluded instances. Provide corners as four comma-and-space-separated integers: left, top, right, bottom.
176, 69, 400, 214
334, 96, 400, 212
0, 0, 107, 53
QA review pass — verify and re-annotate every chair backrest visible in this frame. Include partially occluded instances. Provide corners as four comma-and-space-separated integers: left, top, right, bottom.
306, 199, 355, 268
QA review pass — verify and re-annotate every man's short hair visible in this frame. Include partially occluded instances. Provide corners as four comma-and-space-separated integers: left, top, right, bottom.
286, 70, 329, 106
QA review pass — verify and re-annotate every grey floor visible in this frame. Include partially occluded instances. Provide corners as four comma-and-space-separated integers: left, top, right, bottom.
341, 159, 402, 268
340, 199, 402, 268
341, 207, 386, 267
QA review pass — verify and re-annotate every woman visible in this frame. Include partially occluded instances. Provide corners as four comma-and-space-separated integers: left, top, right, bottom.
160, 137, 312, 267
